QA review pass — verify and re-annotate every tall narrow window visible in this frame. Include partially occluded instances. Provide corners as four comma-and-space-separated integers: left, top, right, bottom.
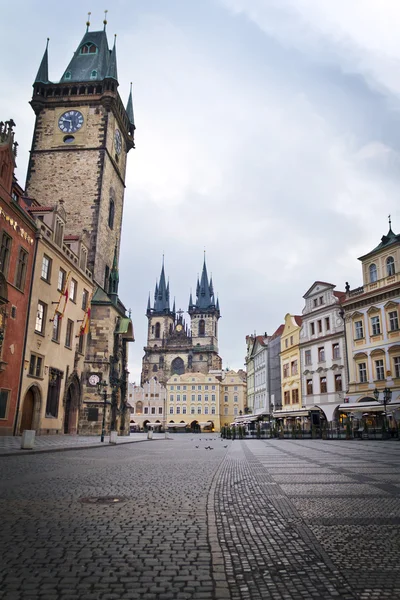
155, 322, 160, 338
82, 289, 89, 311
35, 302, 46, 334
310, 323, 315, 336
306, 379, 313, 394
375, 359, 385, 381
0, 232, 12, 277
304, 350, 311, 365
355, 320, 364, 339
15, 248, 28, 290
387, 256, 395, 276
318, 347, 325, 362
41, 255, 52, 282
332, 343, 340, 359
371, 315, 381, 336
70, 279, 77, 303
358, 362, 367, 383
335, 374, 342, 391
292, 389, 299, 403
52, 313, 61, 342
0, 389, 9, 419
108, 199, 115, 229
320, 377, 327, 393
58, 268, 66, 292
65, 319, 74, 348
199, 319, 205, 336
369, 263, 377, 283
325, 317, 330, 331
389, 311, 399, 331
394, 356, 400, 378
45, 368, 62, 418
54, 220, 64, 247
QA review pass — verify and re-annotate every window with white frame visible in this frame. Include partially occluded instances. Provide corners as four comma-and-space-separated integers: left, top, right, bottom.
375, 359, 385, 381
197, 406, 201, 414
355, 320, 364, 339
191, 406, 195, 414
176, 407, 180, 414
224, 395, 228, 402
358, 362, 367, 383
41, 255, 52, 281
369, 263, 377, 282
394, 356, 400, 378
197, 395, 201, 402
169, 406, 173, 414
35, 301, 46, 334
371, 315, 381, 336
304, 350, 311, 366
224, 407, 228, 415
318, 347, 325, 362
211, 394, 216, 401
387, 256, 395, 276
211, 406, 216, 414
332, 343, 340, 359
234, 407, 238, 415
58, 268, 66, 292
204, 406, 208, 414
389, 311, 399, 331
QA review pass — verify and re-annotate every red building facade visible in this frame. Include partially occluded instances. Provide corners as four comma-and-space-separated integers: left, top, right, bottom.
0, 120, 37, 435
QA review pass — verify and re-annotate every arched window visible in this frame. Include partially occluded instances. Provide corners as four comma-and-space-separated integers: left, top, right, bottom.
80, 43, 97, 54
152, 364, 158, 372
369, 263, 377, 283
199, 319, 205, 336
155, 322, 160, 339
90, 70, 97, 80
387, 256, 395, 276
108, 199, 115, 229
171, 357, 185, 375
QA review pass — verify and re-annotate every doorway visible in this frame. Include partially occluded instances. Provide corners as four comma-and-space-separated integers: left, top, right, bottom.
64, 383, 78, 434
20, 389, 35, 432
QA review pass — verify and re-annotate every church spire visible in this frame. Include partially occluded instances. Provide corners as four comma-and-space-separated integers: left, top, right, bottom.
35, 38, 50, 84
108, 245, 119, 304
189, 256, 220, 315
105, 35, 118, 81
151, 259, 172, 314
126, 82, 136, 138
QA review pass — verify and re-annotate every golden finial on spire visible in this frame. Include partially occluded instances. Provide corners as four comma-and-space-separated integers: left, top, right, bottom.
103, 9, 108, 30
389, 214, 392, 229
86, 11, 91, 32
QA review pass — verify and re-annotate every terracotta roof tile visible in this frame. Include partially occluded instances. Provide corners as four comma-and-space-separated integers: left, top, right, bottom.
294, 315, 302, 326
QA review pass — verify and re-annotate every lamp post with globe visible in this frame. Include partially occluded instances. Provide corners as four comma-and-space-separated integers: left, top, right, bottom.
374, 387, 392, 438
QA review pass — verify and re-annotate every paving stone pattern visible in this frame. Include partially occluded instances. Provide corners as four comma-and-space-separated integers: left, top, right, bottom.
0, 437, 399, 599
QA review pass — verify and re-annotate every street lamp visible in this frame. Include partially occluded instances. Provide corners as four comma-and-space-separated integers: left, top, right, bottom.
97, 380, 108, 443
373, 387, 392, 436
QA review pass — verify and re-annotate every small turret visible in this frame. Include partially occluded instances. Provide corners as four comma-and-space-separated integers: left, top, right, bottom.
34, 39, 50, 85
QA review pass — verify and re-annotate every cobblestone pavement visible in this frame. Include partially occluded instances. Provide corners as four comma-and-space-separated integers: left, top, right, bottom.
0, 434, 150, 455
0, 437, 399, 599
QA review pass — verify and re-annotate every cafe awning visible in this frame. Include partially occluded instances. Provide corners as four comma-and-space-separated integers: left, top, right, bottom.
339, 401, 400, 414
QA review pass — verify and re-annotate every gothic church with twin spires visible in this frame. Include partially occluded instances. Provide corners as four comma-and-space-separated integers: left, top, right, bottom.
141, 259, 222, 385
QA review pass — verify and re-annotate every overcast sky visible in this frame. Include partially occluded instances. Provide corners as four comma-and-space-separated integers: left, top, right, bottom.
1, 1, 400, 383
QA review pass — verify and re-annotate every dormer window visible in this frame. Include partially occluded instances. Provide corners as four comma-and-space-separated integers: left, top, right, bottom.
387, 256, 395, 276
90, 70, 97, 80
64, 71, 71, 80
369, 263, 377, 283
80, 43, 97, 54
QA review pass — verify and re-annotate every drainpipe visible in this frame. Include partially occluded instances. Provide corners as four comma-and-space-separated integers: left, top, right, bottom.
13, 231, 40, 435
339, 306, 350, 399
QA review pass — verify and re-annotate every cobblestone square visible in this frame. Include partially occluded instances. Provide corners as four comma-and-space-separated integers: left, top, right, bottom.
0, 437, 399, 599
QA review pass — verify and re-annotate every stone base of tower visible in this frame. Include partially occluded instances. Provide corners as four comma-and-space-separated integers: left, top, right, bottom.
78, 286, 134, 436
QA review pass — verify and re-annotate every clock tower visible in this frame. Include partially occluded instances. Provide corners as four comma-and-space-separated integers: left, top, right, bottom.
26, 23, 135, 287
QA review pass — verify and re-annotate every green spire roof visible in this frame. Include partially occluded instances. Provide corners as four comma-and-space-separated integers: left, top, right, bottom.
60, 30, 118, 83
126, 83, 135, 127
106, 36, 118, 80
35, 39, 50, 84
359, 221, 400, 260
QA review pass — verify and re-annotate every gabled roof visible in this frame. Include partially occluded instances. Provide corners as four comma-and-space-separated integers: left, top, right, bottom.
270, 324, 284, 339
294, 315, 302, 326
303, 281, 335, 298
333, 290, 346, 302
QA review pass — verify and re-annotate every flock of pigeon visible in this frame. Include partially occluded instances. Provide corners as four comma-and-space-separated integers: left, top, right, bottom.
192, 438, 229, 450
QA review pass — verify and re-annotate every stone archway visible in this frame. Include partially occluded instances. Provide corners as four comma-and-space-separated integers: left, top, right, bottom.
20, 385, 41, 433
64, 375, 80, 435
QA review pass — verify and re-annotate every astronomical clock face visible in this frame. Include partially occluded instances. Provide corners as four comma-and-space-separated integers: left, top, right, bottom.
88, 374, 100, 386
58, 110, 84, 133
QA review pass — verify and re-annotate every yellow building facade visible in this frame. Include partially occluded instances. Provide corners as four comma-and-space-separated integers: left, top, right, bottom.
343, 223, 400, 407
166, 370, 246, 432
280, 313, 303, 412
